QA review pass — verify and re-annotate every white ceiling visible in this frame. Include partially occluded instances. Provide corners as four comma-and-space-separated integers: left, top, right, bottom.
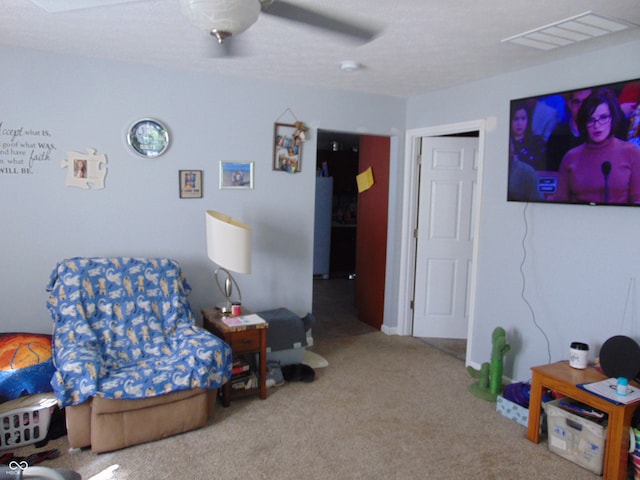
2, 0, 640, 98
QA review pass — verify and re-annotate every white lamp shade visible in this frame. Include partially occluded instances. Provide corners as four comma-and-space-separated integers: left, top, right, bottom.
205, 210, 252, 274
180, 0, 261, 35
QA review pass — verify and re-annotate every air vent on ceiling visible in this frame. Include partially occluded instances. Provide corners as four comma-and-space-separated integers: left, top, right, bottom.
30, 0, 141, 13
501, 11, 639, 51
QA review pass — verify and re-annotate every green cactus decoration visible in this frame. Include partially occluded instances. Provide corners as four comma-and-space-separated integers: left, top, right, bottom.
467, 326, 510, 402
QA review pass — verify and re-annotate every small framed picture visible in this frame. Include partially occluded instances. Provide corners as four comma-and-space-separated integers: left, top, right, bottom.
219, 162, 254, 189
273, 123, 303, 173
179, 170, 203, 198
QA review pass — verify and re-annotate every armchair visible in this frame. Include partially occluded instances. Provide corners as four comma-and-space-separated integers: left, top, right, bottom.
46, 257, 232, 452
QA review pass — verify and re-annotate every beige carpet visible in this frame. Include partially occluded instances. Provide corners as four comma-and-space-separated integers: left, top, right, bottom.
8, 331, 601, 480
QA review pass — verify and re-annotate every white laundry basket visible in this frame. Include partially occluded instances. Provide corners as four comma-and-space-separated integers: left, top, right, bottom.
0, 393, 57, 450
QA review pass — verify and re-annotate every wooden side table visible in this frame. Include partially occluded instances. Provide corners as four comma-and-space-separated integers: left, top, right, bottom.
202, 307, 268, 407
528, 361, 640, 480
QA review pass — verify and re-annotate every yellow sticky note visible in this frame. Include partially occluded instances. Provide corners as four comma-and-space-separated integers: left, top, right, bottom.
356, 166, 374, 193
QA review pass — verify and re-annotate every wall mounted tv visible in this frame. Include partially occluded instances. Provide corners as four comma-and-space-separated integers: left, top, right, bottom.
507, 77, 640, 206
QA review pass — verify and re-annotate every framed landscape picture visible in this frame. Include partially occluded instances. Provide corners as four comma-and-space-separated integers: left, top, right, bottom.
219, 162, 254, 189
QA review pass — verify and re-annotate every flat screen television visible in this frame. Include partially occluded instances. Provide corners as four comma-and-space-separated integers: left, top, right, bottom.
507, 77, 640, 206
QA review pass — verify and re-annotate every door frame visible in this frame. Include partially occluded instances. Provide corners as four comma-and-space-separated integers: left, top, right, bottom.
397, 119, 487, 364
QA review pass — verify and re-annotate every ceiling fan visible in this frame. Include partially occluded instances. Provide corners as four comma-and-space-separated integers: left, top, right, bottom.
30, 0, 381, 57
179, 0, 381, 45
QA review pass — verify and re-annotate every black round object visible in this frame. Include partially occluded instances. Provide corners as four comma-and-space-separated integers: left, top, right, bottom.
599, 335, 640, 379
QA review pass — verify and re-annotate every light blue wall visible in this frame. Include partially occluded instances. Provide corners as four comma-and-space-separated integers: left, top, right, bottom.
407, 40, 640, 381
4, 40, 639, 384
0, 47, 405, 333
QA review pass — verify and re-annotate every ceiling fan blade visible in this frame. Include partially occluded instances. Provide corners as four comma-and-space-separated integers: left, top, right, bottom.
261, 0, 381, 43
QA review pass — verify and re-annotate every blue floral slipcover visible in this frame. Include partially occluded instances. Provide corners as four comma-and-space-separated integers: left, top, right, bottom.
47, 257, 232, 407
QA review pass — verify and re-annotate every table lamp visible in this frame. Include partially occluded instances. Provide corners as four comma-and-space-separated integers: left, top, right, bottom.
205, 210, 252, 314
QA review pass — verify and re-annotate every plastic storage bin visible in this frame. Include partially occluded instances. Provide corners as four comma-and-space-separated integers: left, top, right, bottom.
0, 394, 56, 450
544, 398, 607, 475
496, 394, 530, 427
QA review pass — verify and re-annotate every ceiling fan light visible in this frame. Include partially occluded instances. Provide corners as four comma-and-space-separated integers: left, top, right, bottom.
180, 0, 261, 36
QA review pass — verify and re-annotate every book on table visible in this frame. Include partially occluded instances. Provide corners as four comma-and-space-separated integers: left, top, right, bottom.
578, 377, 640, 405
222, 313, 266, 328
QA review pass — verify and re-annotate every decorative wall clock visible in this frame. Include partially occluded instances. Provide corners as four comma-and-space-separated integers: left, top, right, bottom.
127, 118, 170, 157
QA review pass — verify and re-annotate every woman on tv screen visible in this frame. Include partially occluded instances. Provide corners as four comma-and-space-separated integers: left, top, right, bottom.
509, 100, 547, 171
555, 88, 640, 205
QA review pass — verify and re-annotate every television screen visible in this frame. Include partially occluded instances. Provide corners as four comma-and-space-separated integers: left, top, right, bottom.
507, 77, 640, 206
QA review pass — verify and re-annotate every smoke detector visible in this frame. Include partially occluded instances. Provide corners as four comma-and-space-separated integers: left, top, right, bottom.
340, 60, 362, 72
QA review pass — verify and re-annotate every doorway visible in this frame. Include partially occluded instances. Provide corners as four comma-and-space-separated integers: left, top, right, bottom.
315, 131, 360, 279
397, 120, 487, 364
313, 130, 391, 331
313, 130, 360, 329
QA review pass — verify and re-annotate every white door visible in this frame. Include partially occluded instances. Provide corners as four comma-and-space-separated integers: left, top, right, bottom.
412, 136, 479, 338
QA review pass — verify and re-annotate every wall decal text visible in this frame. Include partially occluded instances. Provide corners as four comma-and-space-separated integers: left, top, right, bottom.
0, 121, 56, 175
